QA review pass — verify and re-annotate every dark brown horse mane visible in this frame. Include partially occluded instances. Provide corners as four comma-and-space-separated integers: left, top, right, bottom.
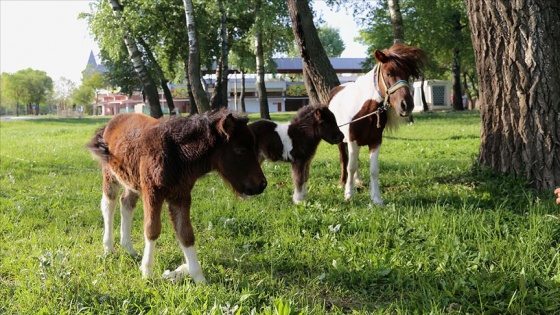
290, 103, 325, 127
383, 43, 428, 79
164, 108, 249, 143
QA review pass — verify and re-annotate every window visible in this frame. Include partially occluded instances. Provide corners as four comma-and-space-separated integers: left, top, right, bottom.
432, 85, 446, 106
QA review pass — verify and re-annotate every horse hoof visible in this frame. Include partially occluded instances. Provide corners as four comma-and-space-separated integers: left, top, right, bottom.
103, 246, 115, 256
162, 269, 182, 282
122, 243, 138, 258
163, 268, 206, 283
372, 197, 384, 205
140, 265, 154, 279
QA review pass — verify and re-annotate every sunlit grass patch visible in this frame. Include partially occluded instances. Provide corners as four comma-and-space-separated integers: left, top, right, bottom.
1, 111, 558, 314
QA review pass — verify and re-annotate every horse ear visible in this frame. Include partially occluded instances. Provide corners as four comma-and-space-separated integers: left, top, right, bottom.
374, 49, 389, 63
313, 108, 322, 121
218, 113, 236, 140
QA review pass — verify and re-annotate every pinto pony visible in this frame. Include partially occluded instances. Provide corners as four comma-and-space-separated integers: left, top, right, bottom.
329, 43, 427, 204
249, 104, 344, 204
87, 110, 267, 282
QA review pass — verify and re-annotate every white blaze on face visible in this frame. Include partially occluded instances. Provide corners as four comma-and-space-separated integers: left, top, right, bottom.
275, 122, 293, 162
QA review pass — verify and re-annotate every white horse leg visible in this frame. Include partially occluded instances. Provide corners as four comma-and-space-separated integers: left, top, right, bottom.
120, 189, 139, 257
369, 147, 384, 205
345, 141, 360, 200
163, 244, 206, 283
101, 193, 117, 255
140, 237, 156, 278
291, 161, 308, 204
292, 183, 307, 204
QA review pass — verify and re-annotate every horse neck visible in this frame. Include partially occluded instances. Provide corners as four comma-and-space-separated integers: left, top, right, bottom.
356, 69, 383, 103
289, 118, 322, 144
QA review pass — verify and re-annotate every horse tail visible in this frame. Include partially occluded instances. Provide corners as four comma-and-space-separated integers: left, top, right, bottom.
87, 126, 110, 163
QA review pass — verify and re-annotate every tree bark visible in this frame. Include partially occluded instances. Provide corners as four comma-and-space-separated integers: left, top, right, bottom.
302, 67, 320, 104
287, 0, 340, 105
420, 76, 429, 112
451, 49, 463, 110
183, 0, 211, 113
388, 0, 413, 122
387, 0, 404, 44
240, 70, 246, 113
137, 37, 176, 115
210, 0, 229, 110
254, 0, 270, 119
465, 0, 560, 190
108, 0, 163, 118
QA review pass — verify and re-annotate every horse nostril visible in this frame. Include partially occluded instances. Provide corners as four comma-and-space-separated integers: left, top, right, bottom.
260, 179, 267, 192
401, 100, 408, 112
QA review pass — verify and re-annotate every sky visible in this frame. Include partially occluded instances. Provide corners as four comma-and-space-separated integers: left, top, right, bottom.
0, 0, 367, 85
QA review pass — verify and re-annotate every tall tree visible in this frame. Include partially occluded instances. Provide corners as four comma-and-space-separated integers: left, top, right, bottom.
387, 0, 416, 122
352, 0, 474, 103
253, 0, 270, 119
108, 0, 163, 118
287, 0, 340, 105
317, 25, 346, 57
465, 0, 560, 190
210, 0, 229, 110
1, 72, 28, 116
137, 37, 177, 115
387, 0, 404, 43
183, 0, 211, 113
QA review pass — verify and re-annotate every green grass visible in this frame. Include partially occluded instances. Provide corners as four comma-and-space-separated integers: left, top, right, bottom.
1, 111, 559, 314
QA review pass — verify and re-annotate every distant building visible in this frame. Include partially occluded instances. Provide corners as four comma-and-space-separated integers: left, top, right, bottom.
83, 51, 107, 79
89, 53, 456, 115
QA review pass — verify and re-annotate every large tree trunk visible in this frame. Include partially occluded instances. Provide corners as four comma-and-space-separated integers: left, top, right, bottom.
254, 0, 270, 119
210, 0, 229, 110
388, 0, 404, 44
388, 0, 413, 123
420, 76, 429, 112
137, 37, 176, 115
108, 0, 163, 118
183, 0, 210, 113
287, 0, 340, 104
302, 67, 320, 104
451, 49, 463, 110
211, 58, 226, 110
465, 0, 560, 190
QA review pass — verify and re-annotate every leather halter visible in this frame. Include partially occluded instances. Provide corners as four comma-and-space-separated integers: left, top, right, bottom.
338, 64, 410, 128
373, 63, 410, 112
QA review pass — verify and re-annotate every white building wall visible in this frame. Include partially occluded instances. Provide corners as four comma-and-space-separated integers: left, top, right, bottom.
413, 80, 452, 111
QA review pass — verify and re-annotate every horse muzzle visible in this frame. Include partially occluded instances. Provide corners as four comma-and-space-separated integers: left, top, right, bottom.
243, 178, 267, 196
325, 131, 345, 144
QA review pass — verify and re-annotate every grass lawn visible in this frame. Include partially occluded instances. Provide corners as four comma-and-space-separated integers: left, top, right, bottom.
1, 111, 559, 314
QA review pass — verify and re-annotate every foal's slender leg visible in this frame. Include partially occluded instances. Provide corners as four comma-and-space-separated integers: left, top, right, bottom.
139, 192, 164, 279
369, 145, 384, 205
163, 194, 206, 283
101, 167, 119, 255
338, 142, 348, 188
120, 189, 139, 257
345, 141, 360, 200
291, 160, 310, 204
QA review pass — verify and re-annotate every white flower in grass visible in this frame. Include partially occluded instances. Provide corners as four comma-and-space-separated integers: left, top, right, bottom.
328, 224, 341, 233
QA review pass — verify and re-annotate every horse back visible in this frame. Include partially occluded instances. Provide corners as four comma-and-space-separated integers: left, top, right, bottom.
99, 114, 162, 190
328, 85, 347, 102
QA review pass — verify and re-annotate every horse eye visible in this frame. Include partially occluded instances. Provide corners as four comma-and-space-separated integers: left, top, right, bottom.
234, 146, 247, 155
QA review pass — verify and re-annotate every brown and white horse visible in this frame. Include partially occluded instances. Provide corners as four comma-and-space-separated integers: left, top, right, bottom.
87, 109, 267, 282
329, 43, 427, 204
248, 104, 344, 204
